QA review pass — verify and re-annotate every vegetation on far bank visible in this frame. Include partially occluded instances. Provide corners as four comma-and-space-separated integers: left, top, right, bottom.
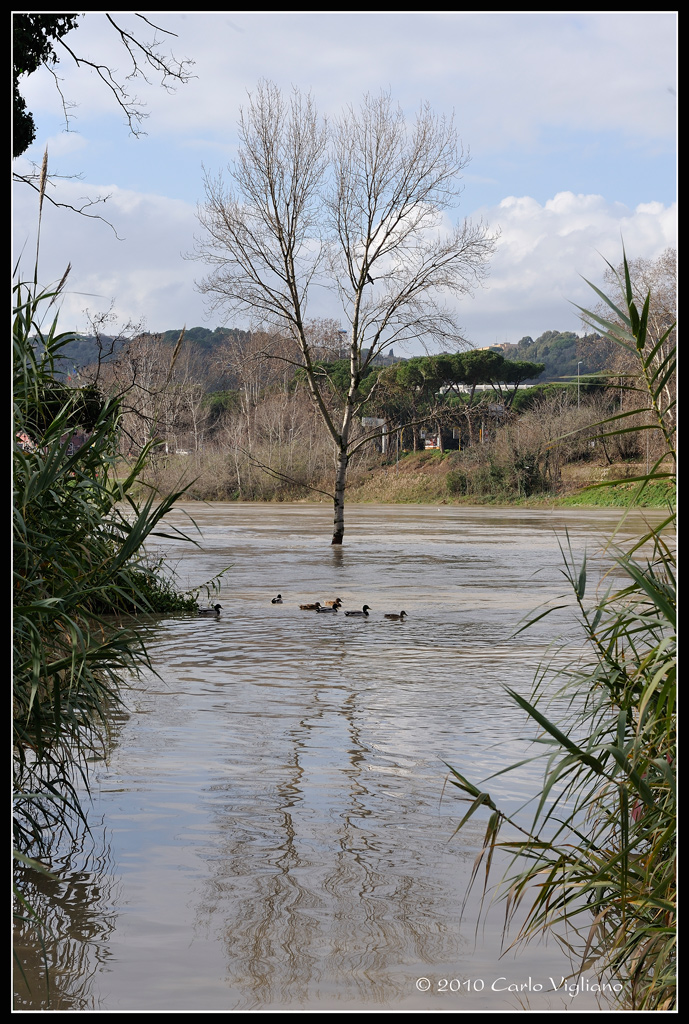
307, 450, 675, 508
129, 448, 675, 509
61, 248, 673, 531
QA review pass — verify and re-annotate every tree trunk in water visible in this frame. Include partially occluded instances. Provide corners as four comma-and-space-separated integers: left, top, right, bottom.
331, 447, 348, 545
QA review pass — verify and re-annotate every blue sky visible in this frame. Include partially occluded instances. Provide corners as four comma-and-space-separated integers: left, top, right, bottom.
13, 11, 677, 352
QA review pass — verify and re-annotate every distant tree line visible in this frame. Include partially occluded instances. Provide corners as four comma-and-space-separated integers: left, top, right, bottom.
492, 329, 605, 380
54, 323, 616, 392
40, 247, 672, 504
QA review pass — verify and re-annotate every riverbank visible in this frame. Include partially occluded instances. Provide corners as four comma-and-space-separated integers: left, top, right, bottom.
340, 452, 675, 508
141, 451, 674, 509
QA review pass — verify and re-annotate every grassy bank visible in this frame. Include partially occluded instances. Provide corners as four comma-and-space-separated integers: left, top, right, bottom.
140, 449, 674, 509
343, 451, 675, 508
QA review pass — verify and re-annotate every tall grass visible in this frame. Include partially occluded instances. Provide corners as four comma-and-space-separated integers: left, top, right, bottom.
13, 272, 201, 849
12, 243, 216, 1003
447, 250, 676, 1010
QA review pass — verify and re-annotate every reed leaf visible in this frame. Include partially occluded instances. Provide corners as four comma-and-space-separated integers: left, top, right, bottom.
449, 249, 676, 1010
13, 271, 208, 857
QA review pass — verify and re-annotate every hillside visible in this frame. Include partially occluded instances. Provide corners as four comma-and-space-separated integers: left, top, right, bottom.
490, 329, 604, 381
56, 325, 601, 385
48, 326, 249, 376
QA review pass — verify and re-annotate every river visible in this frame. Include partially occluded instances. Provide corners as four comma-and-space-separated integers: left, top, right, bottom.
14, 503, 664, 1011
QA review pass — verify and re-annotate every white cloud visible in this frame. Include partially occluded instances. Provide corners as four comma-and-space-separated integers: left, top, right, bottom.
455, 192, 677, 346
19, 12, 676, 150
13, 179, 201, 334
13, 172, 676, 353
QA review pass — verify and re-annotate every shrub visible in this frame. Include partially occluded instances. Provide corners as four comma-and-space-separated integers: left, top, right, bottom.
446, 470, 468, 495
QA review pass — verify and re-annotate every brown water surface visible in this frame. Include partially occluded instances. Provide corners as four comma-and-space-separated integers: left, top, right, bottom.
14, 503, 663, 1011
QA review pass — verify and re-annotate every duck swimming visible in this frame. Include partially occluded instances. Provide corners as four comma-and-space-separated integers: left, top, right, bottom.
344, 605, 371, 617
299, 602, 322, 610
384, 611, 407, 620
316, 604, 338, 613
323, 598, 342, 608
198, 604, 222, 618
271, 594, 283, 604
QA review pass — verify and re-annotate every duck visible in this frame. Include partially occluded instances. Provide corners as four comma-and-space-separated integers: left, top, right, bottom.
344, 605, 371, 617
198, 604, 222, 618
323, 598, 342, 608
316, 604, 339, 613
299, 602, 322, 611
271, 594, 283, 604
384, 610, 407, 621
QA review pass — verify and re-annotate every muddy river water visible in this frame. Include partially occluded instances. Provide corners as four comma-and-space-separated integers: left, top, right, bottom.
14, 503, 665, 1011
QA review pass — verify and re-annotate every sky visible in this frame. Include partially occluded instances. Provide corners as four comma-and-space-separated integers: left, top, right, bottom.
13, 11, 677, 354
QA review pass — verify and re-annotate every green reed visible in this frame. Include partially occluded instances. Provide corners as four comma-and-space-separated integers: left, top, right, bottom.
447, 250, 676, 1010
13, 269, 202, 849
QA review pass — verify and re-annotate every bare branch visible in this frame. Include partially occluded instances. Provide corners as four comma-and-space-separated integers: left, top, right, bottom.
13, 168, 124, 238
237, 447, 336, 501
193, 82, 497, 543
14, 13, 195, 230
50, 14, 195, 139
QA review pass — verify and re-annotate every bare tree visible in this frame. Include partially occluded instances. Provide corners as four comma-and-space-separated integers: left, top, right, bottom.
82, 329, 211, 458
212, 330, 296, 451
192, 81, 497, 544
303, 318, 349, 361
